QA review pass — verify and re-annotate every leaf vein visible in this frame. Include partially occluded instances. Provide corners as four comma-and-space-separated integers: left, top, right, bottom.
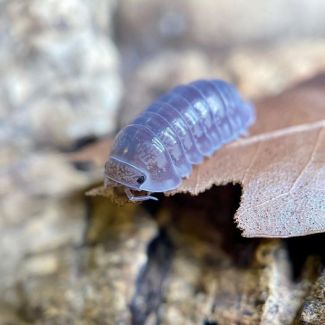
230, 121, 324, 147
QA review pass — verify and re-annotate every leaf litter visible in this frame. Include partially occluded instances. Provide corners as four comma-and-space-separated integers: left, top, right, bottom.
81, 74, 325, 238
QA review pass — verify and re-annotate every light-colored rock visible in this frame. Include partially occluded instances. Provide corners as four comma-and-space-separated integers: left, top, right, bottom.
117, 0, 325, 58
0, 0, 121, 151
297, 270, 325, 324
0, 0, 120, 297
0, 198, 156, 325
225, 40, 325, 98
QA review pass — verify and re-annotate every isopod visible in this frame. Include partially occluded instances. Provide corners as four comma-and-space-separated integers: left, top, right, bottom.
104, 79, 255, 201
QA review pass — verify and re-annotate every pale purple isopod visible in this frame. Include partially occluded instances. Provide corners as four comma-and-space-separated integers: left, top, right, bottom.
104, 79, 255, 201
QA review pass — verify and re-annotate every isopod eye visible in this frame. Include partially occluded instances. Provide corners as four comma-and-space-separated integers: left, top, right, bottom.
136, 176, 145, 184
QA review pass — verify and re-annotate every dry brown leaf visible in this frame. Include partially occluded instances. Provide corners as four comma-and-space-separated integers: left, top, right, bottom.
174, 74, 325, 237
85, 74, 325, 238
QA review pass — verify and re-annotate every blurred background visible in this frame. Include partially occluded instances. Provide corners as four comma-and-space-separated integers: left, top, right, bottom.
1, 1, 325, 324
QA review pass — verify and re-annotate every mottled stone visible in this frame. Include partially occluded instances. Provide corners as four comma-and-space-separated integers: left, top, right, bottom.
0, 196, 156, 325
225, 40, 325, 98
116, 0, 325, 60
296, 270, 325, 324
0, 0, 121, 297
0, 0, 121, 152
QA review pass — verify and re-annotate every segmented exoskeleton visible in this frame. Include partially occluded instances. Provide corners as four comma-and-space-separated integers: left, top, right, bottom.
105, 79, 255, 201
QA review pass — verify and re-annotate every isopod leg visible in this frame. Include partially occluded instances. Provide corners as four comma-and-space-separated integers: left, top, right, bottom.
125, 188, 158, 202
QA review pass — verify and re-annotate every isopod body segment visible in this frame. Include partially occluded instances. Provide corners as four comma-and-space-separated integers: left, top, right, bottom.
104, 79, 255, 201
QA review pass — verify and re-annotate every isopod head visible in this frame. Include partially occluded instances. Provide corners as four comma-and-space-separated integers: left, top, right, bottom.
105, 125, 181, 200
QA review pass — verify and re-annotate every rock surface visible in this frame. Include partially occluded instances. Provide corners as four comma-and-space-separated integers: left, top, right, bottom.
0, 0, 121, 153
